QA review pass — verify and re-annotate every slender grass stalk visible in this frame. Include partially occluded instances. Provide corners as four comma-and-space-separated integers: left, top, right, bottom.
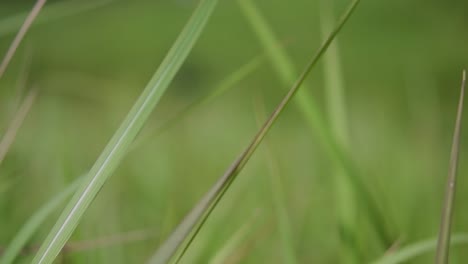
147, 1, 361, 263
372, 234, 468, 264
0, 0, 113, 38
0, 0, 46, 79
435, 70, 466, 264
254, 97, 297, 264
237, 0, 392, 248
0, 177, 82, 264
319, 0, 358, 262
32, 0, 220, 263
0, 89, 37, 166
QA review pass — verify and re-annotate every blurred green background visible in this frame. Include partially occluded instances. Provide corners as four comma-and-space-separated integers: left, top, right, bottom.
0, 0, 467, 263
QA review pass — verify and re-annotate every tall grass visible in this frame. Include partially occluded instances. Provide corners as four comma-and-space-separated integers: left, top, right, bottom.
31, 0, 220, 262
148, 0, 361, 262
435, 70, 466, 263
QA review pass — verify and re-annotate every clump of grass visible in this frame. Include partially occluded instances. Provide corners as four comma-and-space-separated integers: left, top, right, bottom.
435, 69, 466, 264
31, 0, 220, 262
147, 1, 361, 263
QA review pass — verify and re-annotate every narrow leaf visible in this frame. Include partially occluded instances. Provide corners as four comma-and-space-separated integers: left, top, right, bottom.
435, 69, 466, 264
32, 0, 220, 263
147, 1, 361, 263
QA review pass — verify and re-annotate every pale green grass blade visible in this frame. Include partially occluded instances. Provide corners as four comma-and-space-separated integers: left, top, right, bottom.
32, 0, 220, 262
0, 177, 82, 264
0, 0, 113, 37
148, 1, 360, 263
237, 0, 392, 247
131, 55, 263, 151
254, 97, 297, 264
435, 70, 466, 264
0, 0, 46, 79
372, 234, 468, 264
319, 0, 358, 262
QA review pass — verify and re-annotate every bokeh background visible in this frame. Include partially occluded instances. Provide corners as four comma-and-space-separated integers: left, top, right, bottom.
0, 0, 467, 263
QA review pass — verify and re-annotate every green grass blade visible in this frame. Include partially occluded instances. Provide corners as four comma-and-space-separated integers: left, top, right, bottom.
147, 1, 360, 263
31, 0, 220, 263
238, 0, 392, 247
319, 0, 358, 262
372, 234, 468, 264
435, 70, 466, 264
0, 177, 82, 264
0, 0, 113, 38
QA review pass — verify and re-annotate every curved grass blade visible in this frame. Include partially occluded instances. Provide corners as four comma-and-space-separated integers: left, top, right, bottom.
0, 177, 82, 264
237, 0, 392, 247
0, 0, 113, 38
372, 233, 468, 264
147, 1, 361, 263
0, 0, 46, 79
32, 0, 220, 262
435, 69, 466, 264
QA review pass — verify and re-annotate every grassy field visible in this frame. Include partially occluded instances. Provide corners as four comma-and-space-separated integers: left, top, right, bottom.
0, 0, 467, 263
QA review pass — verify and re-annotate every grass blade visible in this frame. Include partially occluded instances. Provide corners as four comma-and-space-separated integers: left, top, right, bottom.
435, 69, 466, 264
0, 89, 38, 166
0, 0, 113, 38
372, 234, 468, 264
147, 1, 361, 263
237, 0, 392, 248
0, 177, 82, 264
32, 0, 220, 262
319, 0, 358, 262
0, 0, 46, 79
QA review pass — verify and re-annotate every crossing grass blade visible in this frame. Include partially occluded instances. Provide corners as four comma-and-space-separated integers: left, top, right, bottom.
0, 0, 113, 37
31, 0, 220, 263
371, 233, 468, 264
435, 69, 466, 264
237, 0, 392, 248
147, 1, 361, 263
0, 177, 82, 264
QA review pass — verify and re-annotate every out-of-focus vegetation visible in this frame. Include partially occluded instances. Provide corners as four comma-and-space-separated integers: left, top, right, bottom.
0, 0, 467, 263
